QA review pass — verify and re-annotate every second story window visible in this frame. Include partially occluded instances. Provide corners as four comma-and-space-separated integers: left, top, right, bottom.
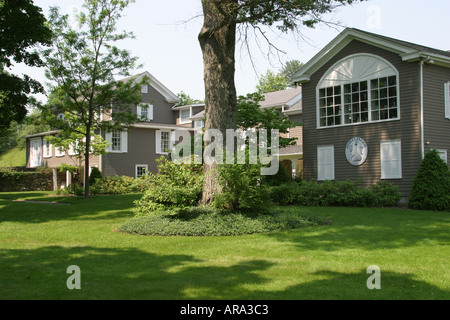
180, 108, 192, 124
317, 54, 399, 129
137, 103, 153, 121
111, 130, 121, 151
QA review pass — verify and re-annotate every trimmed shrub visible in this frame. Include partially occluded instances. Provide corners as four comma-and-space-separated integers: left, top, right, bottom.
409, 150, 450, 211
90, 175, 149, 195
274, 179, 401, 208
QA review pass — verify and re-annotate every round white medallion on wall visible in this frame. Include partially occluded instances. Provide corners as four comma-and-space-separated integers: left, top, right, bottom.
345, 137, 368, 166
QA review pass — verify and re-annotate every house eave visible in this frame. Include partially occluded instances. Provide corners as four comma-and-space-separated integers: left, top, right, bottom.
292, 27, 450, 84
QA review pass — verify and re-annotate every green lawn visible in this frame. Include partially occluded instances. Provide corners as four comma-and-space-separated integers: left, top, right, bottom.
0, 191, 448, 300
0, 147, 26, 167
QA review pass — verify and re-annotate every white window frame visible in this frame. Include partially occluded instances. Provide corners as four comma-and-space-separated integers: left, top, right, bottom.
135, 164, 148, 178
194, 120, 204, 129
55, 146, 65, 157
317, 54, 400, 129
68, 141, 77, 156
437, 149, 448, 163
444, 82, 450, 119
317, 145, 335, 181
43, 140, 52, 158
141, 84, 148, 94
156, 130, 174, 154
105, 130, 128, 153
380, 140, 402, 179
89, 165, 98, 176
137, 103, 153, 121
179, 108, 192, 124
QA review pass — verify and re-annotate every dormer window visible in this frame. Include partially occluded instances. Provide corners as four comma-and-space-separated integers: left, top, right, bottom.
317, 54, 400, 128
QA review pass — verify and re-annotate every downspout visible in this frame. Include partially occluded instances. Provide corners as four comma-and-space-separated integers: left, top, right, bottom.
419, 57, 430, 160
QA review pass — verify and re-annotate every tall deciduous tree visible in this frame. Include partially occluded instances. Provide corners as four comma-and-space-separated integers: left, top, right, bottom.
41, 0, 145, 198
198, 0, 364, 204
256, 70, 288, 94
0, 0, 52, 136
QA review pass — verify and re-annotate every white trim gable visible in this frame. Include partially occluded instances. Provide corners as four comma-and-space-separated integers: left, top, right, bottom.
293, 28, 450, 84
132, 71, 179, 104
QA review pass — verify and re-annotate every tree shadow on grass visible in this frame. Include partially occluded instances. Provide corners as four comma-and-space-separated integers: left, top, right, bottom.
0, 246, 448, 300
0, 194, 142, 224
267, 206, 450, 251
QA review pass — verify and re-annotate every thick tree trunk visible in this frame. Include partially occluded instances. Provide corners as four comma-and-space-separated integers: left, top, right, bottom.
198, 0, 238, 205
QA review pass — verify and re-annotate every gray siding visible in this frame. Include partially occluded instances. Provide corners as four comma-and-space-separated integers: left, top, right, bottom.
423, 64, 450, 156
302, 39, 422, 198
119, 85, 177, 125
102, 127, 161, 177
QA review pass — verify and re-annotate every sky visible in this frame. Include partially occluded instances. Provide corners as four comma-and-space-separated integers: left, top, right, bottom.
9, 0, 450, 104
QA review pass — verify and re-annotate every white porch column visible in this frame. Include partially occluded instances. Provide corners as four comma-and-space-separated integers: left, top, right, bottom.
290, 159, 296, 178
66, 170, 72, 188
53, 168, 58, 191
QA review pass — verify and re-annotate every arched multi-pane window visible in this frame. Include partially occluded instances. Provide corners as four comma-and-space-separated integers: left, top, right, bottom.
317, 53, 400, 128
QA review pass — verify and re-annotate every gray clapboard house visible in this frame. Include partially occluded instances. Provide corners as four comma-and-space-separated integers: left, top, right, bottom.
293, 28, 450, 201
25, 71, 196, 187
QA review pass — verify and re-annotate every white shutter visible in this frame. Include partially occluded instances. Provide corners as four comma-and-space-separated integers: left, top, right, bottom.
137, 105, 142, 120
155, 130, 162, 154
445, 82, 450, 119
381, 141, 402, 179
121, 130, 128, 153
105, 131, 112, 152
169, 130, 176, 151
148, 104, 153, 121
317, 146, 334, 181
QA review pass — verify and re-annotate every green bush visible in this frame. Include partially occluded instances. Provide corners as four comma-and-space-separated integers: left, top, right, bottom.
269, 182, 300, 205
133, 157, 204, 216
212, 158, 271, 213
119, 206, 328, 237
90, 175, 149, 195
263, 162, 293, 186
409, 150, 450, 211
274, 179, 401, 208
88, 167, 103, 186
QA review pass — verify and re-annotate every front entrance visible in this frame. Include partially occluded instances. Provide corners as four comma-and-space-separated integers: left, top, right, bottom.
30, 138, 42, 168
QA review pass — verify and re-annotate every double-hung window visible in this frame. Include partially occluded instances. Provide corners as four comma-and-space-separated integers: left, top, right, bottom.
135, 164, 148, 178
43, 140, 52, 158
317, 54, 400, 128
156, 130, 174, 154
137, 103, 153, 121
105, 130, 128, 153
